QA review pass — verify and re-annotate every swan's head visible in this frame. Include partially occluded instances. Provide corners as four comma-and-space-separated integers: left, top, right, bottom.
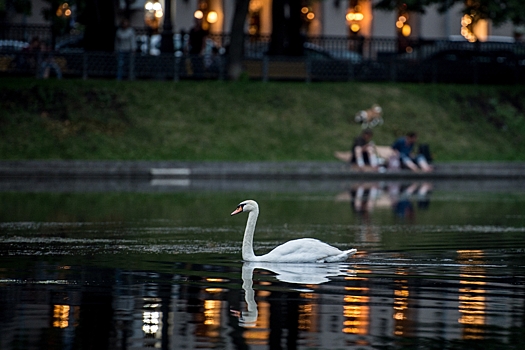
231, 200, 259, 216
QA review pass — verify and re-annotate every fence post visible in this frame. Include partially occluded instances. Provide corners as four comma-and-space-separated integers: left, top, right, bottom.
82, 52, 88, 80
472, 61, 478, 85
262, 55, 269, 82
129, 53, 135, 80
35, 51, 42, 78
305, 55, 311, 83
218, 55, 224, 81
389, 60, 397, 82
174, 55, 180, 82
347, 61, 354, 82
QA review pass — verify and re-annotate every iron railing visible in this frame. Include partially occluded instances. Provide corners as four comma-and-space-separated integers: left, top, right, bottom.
1, 24, 524, 83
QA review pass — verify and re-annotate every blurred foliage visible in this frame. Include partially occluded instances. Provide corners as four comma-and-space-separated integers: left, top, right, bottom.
41, 0, 87, 37
0, 0, 31, 16
374, 0, 525, 26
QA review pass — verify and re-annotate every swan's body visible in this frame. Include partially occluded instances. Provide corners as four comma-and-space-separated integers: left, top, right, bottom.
231, 200, 357, 263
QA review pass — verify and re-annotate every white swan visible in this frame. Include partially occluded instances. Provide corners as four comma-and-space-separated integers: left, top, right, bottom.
231, 200, 357, 263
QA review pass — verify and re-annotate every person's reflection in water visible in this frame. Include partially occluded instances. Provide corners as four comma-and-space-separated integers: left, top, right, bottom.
416, 182, 432, 210
349, 182, 380, 223
336, 182, 384, 244
390, 182, 432, 221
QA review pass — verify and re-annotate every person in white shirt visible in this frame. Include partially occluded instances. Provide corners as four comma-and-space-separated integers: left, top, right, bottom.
115, 19, 136, 80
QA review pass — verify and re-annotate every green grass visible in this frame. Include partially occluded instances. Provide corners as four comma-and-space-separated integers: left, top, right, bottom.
1, 78, 525, 161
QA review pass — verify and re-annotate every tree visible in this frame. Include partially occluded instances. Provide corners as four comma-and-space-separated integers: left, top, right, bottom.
42, 0, 79, 47
268, 0, 304, 56
374, 0, 525, 26
227, 0, 305, 80
0, 0, 31, 21
228, 0, 251, 80
77, 0, 116, 52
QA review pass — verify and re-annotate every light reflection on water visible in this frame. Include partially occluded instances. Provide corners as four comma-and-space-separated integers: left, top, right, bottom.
0, 180, 525, 349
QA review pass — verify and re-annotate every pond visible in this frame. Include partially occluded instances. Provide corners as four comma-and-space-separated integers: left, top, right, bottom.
1, 179, 525, 349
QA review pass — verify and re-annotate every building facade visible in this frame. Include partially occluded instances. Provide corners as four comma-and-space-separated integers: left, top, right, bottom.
5, 0, 520, 42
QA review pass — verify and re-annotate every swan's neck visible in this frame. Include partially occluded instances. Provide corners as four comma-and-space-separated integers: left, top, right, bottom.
240, 264, 258, 326
242, 210, 258, 261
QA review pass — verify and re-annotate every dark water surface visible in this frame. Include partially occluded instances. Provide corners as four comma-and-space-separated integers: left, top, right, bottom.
1, 179, 525, 349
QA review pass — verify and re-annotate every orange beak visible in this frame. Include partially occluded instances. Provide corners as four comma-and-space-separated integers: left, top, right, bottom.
231, 206, 243, 216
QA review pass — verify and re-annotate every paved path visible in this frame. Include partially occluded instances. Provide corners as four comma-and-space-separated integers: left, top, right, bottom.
0, 160, 524, 180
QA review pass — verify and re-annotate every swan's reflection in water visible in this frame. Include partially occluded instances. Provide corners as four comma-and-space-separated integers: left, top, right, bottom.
236, 262, 356, 328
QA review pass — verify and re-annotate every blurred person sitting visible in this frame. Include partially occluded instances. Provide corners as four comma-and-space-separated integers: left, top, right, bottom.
391, 132, 432, 172
16, 36, 41, 72
350, 129, 378, 171
39, 41, 62, 79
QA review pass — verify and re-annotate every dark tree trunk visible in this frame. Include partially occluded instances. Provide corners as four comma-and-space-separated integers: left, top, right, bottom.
228, 0, 251, 80
268, 0, 286, 55
82, 0, 116, 52
268, 0, 304, 56
286, 0, 303, 56
160, 0, 174, 53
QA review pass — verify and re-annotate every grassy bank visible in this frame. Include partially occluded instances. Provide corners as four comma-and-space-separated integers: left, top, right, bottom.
1, 78, 525, 161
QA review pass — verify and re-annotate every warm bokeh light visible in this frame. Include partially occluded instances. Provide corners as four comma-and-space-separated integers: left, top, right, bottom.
194, 10, 204, 20
461, 14, 477, 42
346, 11, 364, 22
354, 12, 364, 21
458, 250, 487, 340
346, 6, 364, 34
145, 0, 163, 26
207, 11, 218, 24
249, 0, 262, 12
204, 300, 221, 326
56, 3, 71, 17
53, 305, 70, 328
343, 293, 370, 334
206, 278, 227, 282
401, 24, 411, 36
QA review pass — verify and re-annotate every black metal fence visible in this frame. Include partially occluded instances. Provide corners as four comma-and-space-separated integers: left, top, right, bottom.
1, 24, 524, 84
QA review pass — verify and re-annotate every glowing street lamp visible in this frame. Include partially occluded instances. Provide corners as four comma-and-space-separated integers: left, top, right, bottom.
144, 0, 163, 30
346, 6, 364, 34
56, 3, 72, 18
194, 2, 219, 28
207, 11, 218, 24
